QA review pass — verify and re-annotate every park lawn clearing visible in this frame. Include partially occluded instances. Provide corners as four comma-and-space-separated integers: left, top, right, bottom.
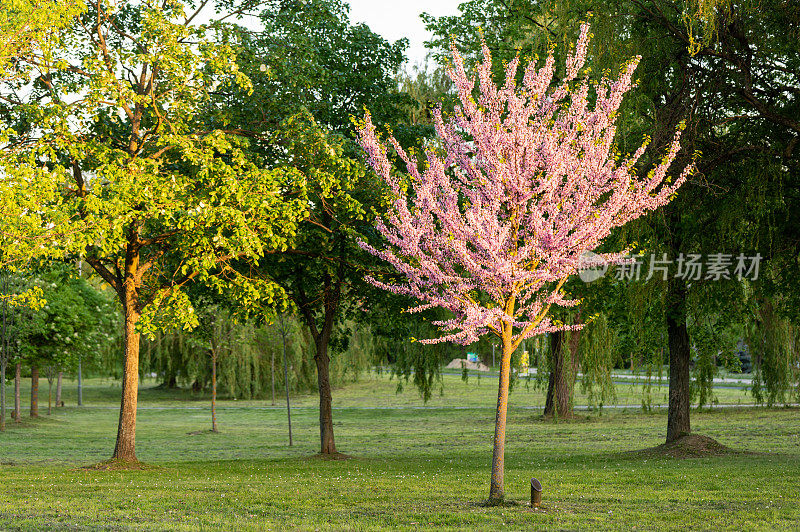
0, 379, 798, 530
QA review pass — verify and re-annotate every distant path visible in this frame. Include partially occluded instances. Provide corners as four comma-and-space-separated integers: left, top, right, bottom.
68, 403, 797, 411
440, 371, 753, 390
516, 368, 753, 385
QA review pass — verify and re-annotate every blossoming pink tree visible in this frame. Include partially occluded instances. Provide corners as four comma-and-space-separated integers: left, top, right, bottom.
358, 24, 692, 503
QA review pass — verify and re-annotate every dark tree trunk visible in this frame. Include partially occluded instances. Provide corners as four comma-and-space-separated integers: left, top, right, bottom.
30, 365, 39, 418
113, 294, 141, 462
666, 275, 691, 442
569, 313, 582, 377
544, 331, 572, 418
294, 260, 341, 455
14, 362, 21, 422
314, 336, 336, 454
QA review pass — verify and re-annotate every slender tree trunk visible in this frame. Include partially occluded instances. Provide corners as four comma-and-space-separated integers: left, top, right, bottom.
0, 354, 5, 431
30, 365, 39, 418
14, 362, 21, 422
488, 328, 514, 503
544, 331, 573, 418
666, 275, 691, 442
77, 356, 83, 406
211, 349, 218, 433
279, 315, 293, 446
569, 313, 582, 378
1, 275, 6, 431
56, 371, 63, 407
270, 348, 276, 406
47, 374, 52, 415
113, 297, 141, 462
314, 336, 336, 454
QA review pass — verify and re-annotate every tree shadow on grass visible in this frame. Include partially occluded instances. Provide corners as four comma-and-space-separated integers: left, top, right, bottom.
78, 458, 159, 471
304, 451, 354, 461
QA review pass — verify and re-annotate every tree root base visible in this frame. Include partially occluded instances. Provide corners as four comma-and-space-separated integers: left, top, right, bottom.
307, 452, 353, 461
636, 433, 747, 459
80, 458, 155, 471
480, 498, 519, 507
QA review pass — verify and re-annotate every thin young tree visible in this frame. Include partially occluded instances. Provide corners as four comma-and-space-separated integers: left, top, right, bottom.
358, 24, 692, 503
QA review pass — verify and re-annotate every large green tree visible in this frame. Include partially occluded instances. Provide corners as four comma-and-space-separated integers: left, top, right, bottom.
0, 0, 307, 462
216, 0, 410, 455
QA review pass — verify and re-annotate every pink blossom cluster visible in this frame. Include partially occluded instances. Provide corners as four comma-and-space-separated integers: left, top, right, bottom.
358, 24, 692, 346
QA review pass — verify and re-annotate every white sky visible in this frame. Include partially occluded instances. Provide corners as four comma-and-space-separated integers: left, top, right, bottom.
346, 0, 463, 69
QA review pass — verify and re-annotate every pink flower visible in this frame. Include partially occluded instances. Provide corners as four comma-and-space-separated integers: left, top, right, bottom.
358, 23, 691, 347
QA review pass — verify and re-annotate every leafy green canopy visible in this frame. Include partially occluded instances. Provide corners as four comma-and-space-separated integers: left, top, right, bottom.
0, 0, 308, 329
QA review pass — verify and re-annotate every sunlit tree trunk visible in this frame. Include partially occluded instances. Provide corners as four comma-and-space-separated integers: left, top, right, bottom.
113, 249, 141, 462
488, 323, 514, 503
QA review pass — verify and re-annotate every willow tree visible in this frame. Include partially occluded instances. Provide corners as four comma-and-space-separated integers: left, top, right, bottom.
358, 26, 691, 503
0, 0, 306, 463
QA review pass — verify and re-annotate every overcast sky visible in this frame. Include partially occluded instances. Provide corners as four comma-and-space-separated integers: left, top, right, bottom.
347, 0, 463, 69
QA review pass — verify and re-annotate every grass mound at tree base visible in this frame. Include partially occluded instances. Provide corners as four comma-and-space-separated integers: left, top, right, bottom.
636, 433, 746, 459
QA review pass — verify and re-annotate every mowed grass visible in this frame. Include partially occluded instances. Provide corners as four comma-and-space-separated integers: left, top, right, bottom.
0, 376, 798, 531
10, 368, 758, 410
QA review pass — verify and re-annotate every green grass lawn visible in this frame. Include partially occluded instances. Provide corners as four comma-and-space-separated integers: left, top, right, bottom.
1, 375, 798, 530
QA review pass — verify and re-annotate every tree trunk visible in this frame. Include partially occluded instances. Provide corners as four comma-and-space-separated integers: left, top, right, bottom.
314, 337, 336, 454
569, 313, 582, 377
113, 298, 141, 462
0, 354, 5, 431
270, 348, 276, 406
281, 320, 293, 446
488, 329, 514, 503
1, 278, 6, 431
47, 375, 52, 415
544, 331, 572, 418
14, 362, 21, 422
211, 349, 218, 433
56, 371, 63, 407
30, 365, 39, 418
666, 275, 691, 442
165, 370, 177, 389
77, 356, 83, 406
